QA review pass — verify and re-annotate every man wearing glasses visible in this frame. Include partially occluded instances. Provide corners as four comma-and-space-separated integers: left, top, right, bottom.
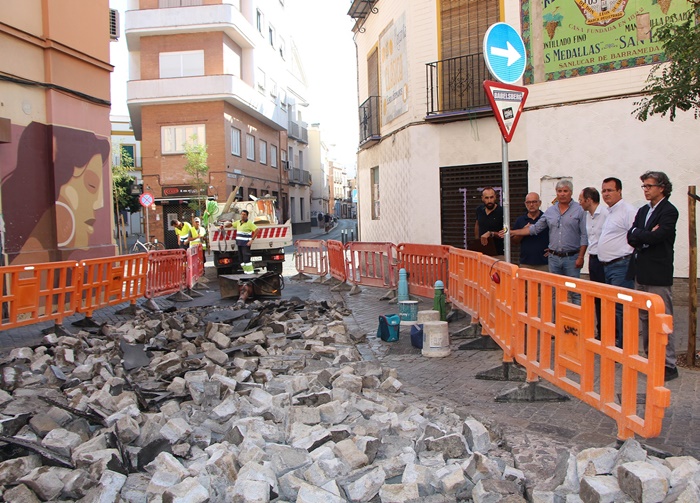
510, 180, 588, 303
627, 171, 679, 381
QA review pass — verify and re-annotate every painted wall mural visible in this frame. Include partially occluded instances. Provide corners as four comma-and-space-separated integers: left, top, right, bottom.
523, 0, 695, 82
0, 122, 114, 265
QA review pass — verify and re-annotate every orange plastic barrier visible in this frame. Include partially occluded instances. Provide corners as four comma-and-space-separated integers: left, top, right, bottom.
0, 261, 78, 330
326, 240, 347, 282
145, 249, 187, 299
76, 254, 148, 317
186, 245, 204, 289
346, 242, 398, 289
294, 239, 328, 277
447, 247, 482, 319
397, 243, 450, 299
477, 255, 519, 363
513, 268, 672, 440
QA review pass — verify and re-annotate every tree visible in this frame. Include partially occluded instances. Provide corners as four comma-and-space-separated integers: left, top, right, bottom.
182, 135, 209, 218
633, 0, 700, 122
112, 147, 140, 215
112, 145, 140, 253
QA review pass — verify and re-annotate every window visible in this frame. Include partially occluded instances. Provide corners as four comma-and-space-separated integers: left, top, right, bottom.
298, 150, 304, 170
159, 51, 204, 78
246, 134, 255, 161
120, 144, 135, 168
256, 9, 264, 34
162, 124, 205, 154
256, 68, 266, 91
268, 25, 276, 48
231, 127, 241, 156
260, 140, 267, 164
270, 145, 278, 168
371, 166, 380, 220
269, 79, 278, 97
288, 146, 293, 168
278, 37, 286, 59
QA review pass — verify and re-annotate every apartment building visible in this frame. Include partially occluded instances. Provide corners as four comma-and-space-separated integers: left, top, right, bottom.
307, 124, 331, 220
0, 0, 115, 266
350, 0, 700, 276
125, 0, 311, 246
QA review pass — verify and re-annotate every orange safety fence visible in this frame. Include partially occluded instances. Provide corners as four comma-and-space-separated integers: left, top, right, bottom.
76, 254, 148, 317
0, 261, 79, 330
186, 245, 205, 289
447, 247, 482, 319
513, 268, 672, 440
396, 243, 450, 300
346, 242, 398, 289
477, 255, 519, 362
326, 240, 347, 282
145, 249, 187, 299
294, 239, 328, 277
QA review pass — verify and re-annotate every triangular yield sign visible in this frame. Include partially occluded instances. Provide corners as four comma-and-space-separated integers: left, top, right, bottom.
483, 80, 528, 143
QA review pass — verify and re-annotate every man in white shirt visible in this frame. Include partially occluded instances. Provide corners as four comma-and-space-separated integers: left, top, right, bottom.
578, 187, 606, 337
597, 177, 637, 347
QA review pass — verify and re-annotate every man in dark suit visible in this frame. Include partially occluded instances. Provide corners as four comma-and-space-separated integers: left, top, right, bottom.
627, 171, 679, 381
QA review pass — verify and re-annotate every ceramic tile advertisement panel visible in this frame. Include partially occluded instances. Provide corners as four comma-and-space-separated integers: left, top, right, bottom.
379, 13, 409, 124
523, 0, 695, 82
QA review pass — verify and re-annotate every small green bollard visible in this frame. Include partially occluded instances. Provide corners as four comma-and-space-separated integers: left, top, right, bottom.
433, 280, 446, 321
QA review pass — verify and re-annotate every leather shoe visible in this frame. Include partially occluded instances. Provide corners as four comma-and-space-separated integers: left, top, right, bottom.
664, 366, 679, 382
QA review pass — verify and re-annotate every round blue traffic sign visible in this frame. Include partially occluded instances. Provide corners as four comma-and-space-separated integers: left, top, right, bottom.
483, 23, 527, 85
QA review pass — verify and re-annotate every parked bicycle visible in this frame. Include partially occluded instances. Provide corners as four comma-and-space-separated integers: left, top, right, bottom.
130, 234, 165, 253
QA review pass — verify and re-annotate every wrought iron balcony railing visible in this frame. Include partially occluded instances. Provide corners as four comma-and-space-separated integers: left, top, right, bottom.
358, 95, 380, 146
426, 53, 491, 118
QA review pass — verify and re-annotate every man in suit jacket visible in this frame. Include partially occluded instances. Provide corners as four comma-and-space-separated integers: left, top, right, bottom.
627, 171, 679, 381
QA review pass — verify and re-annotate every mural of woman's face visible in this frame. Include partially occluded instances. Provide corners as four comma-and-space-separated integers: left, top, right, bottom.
56, 153, 105, 248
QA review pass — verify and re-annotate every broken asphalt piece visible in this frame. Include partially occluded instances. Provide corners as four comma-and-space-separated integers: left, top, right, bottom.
119, 341, 151, 372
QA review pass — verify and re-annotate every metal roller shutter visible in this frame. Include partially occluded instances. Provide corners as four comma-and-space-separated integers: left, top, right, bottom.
440, 161, 529, 261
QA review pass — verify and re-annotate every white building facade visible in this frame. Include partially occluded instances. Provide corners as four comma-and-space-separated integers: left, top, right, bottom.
350, 0, 700, 276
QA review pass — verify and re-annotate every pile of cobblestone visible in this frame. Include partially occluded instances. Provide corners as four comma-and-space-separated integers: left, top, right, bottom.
0, 298, 697, 502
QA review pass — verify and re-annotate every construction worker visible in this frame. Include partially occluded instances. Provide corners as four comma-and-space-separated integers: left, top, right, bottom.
190, 217, 206, 264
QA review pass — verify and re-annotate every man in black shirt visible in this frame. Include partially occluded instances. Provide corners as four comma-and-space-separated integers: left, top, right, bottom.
475, 187, 504, 257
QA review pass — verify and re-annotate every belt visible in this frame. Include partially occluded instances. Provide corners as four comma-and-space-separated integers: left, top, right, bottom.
600, 254, 632, 267
550, 250, 578, 257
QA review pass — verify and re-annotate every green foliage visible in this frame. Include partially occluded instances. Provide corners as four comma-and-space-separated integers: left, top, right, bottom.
112, 145, 140, 214
183, 135, 210, 216
634, 2, 700, 122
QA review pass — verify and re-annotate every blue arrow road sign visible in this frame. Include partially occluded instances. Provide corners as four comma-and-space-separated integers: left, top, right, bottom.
483, 23, 526, 85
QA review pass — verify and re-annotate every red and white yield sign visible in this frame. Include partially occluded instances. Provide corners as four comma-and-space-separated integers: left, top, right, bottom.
139, 192, 154, 207
483, 80, 528, 143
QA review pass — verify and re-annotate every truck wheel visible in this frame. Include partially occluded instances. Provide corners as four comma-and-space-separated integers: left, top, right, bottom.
267, 263, 283, 275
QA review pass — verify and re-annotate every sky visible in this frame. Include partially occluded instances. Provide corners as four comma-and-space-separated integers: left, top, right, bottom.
109, 0, 359, 173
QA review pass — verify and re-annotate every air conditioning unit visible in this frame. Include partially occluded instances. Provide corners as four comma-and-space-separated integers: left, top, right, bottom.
109, 9, 119, 40
281, 160, 290, 171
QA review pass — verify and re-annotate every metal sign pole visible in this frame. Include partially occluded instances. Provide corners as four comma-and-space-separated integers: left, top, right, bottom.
146, 207, 150, 243
502, 137, 510, 263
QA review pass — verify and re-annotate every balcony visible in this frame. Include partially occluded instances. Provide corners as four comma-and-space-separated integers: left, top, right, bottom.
358, 96, 380, 148
289, 168, 311, 186
125, 3, 255, 51
288, 119, 308, 144
425, 53, 492, 122
347, 0, 378, 32
127, 74, 288, 138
